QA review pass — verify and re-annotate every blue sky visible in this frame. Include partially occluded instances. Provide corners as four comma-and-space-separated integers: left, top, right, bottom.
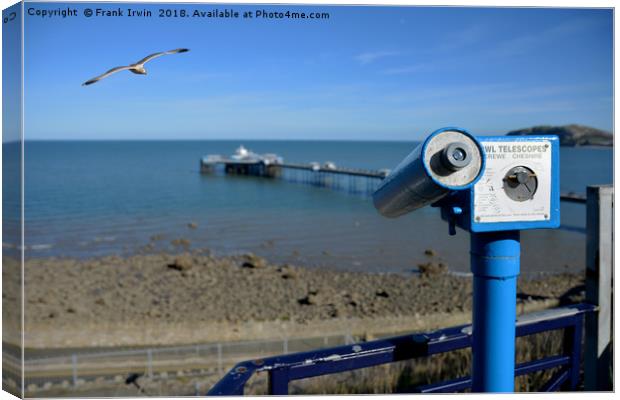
23, 3, 613, 140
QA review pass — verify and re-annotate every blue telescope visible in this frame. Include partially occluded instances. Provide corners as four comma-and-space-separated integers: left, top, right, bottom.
374, 127, 560, 392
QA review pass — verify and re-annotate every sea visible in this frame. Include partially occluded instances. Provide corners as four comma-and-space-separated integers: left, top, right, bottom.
9, 140, 613, 277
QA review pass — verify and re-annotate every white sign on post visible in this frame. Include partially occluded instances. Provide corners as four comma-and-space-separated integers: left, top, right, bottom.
473, 140, 552, 224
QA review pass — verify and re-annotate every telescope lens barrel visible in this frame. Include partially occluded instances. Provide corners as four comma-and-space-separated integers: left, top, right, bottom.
373, 128, 485, 218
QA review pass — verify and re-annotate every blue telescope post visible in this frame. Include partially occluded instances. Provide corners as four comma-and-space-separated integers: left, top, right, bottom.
471, 231, 520, 392
373, 128, 559, 393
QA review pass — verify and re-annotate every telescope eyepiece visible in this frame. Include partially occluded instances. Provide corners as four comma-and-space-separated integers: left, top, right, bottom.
372, 128, 484, 218
441, 142, 471, 171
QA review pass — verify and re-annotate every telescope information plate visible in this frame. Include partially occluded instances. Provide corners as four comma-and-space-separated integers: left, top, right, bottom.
473, 140, 552, 224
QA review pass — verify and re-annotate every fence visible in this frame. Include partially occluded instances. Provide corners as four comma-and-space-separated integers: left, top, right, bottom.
6, 333, 355, 393
209, 303, 595, 394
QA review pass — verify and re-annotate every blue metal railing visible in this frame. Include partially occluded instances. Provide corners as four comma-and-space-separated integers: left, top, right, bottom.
208, 303, 595, 395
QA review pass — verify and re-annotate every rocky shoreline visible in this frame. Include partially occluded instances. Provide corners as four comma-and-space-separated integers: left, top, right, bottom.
3, 251, 584, 349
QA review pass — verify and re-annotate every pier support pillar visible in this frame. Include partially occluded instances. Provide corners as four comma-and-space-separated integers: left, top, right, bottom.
470, 231, 520, 392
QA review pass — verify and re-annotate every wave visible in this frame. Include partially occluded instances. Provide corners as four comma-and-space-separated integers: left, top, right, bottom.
93, 236, 116, 243
28, 244, 54, 251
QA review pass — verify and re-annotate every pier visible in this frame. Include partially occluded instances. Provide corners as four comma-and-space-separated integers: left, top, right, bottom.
200, 146, 389, 195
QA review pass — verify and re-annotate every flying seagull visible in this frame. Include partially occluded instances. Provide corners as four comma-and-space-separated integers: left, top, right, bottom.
82, 48, 189, 86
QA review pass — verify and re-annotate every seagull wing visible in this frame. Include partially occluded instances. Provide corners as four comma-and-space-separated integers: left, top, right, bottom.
135, 48, 189, 66
82, 65, 132, 86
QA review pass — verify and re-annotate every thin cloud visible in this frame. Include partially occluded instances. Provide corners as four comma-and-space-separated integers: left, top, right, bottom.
355, 50, 400, 65
382, 63, 427, 75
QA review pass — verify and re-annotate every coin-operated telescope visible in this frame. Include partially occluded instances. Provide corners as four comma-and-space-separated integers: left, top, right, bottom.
373, 127, 560, 392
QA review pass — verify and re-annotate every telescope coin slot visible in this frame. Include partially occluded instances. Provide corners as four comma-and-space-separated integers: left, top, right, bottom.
503, 166, 538, 202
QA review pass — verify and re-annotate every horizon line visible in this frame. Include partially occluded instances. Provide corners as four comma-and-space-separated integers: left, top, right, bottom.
10, 137, 426, 143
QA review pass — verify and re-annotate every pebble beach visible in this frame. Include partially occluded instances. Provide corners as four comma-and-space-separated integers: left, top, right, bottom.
3, 250, 584, 349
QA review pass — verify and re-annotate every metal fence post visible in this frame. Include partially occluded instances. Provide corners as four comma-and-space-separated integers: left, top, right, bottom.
345, 333, 353, 345
71, 355, 78, 387
562, 315, 584, 390
584, 185, 613, 391
217, 343, 223, 375
147, 349, 153, 378
268, 368, 289, 395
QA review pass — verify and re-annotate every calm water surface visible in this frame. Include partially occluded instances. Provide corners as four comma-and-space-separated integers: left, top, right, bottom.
18, 140, 613, 277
